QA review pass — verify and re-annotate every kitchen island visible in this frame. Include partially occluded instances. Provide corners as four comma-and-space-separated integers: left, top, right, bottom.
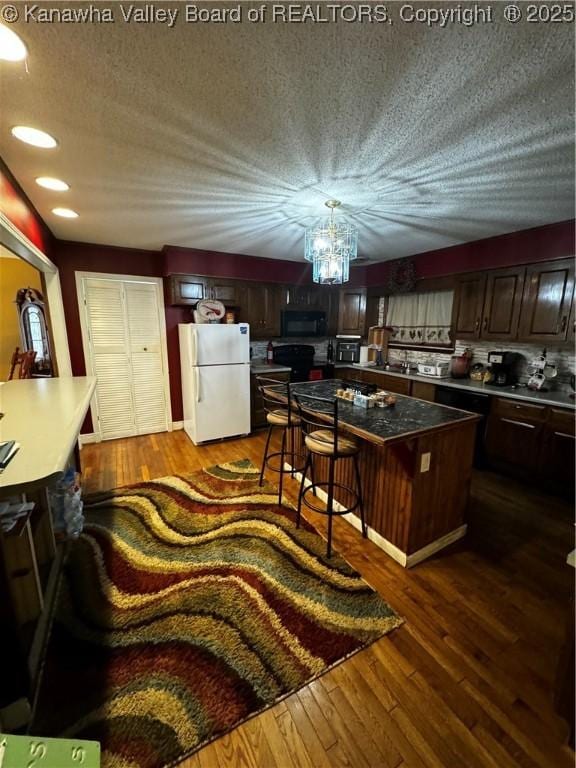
283, 379, 480, 567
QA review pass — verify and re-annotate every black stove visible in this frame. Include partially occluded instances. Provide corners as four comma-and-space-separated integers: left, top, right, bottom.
272, 344, 315, 382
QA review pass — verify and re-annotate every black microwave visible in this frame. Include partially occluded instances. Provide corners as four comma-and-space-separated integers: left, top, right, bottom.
280, 310, 327, 338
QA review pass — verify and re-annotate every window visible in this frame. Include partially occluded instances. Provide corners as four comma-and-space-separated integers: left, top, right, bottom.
16, 287, 53, 375
386, 290, 454, 348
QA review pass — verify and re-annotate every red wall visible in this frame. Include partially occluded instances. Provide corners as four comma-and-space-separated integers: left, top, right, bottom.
366, 220, 575, 285
0, 160, 53, 256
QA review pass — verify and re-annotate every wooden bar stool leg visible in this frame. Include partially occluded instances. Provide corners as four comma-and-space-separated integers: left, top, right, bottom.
326, 457, 336, 558
277, 427, 287, 504
296, 453, 310, 529
259, 426, 273, 486
353, 453, 367, 538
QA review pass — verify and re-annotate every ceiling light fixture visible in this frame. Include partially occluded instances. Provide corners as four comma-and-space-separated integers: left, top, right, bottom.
11, 126, 58, 148
52, 207, 78, 218
0, 23, 27, 61
304, 199, 358, 285
36, 177, 70, 191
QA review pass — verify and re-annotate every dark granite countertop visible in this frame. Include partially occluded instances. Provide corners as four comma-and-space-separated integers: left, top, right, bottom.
289, 379, 479, 445
346, 365, 575, 410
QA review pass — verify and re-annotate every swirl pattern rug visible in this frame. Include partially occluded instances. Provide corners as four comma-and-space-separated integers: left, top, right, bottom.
34, 459, 402, 768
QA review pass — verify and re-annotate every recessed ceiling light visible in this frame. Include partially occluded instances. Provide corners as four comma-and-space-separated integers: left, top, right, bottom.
11, 126, 58, 148
0, 23, 27, 62
52, 207, 78, 218
36, 177, 70, 191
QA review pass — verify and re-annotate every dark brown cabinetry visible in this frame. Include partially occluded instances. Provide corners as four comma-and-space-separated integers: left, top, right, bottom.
481, 267, 525, 340
518, 258, 575, 342
168, 275, 244, 306
451, 273, 486, 340
452, 260, 575, 344
241, 284, 281, 339
338, 288, 367, 335
542, 408, 575, 492
210, 279, 244, 305
485, 397, 575, 495
485, 398, 546, 474
250, 371, 290, 430
167, 275, 209, 305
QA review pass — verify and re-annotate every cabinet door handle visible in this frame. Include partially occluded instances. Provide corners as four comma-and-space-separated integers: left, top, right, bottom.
501, 418, 536, 429
560, 315, 568, 332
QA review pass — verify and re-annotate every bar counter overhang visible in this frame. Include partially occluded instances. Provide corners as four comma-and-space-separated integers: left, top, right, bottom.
277, 379, 481, 568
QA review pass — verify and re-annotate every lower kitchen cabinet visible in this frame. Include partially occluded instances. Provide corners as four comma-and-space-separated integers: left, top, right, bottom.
541, 408, 575, 493
250, 371, 290, 430
485, 397, 575, 495
485, 398, 546, 474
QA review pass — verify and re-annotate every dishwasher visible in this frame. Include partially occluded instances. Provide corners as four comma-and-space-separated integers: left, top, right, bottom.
435, 386, 491, 468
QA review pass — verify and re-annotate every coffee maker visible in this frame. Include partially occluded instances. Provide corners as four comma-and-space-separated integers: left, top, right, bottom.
486, 351, 518, 386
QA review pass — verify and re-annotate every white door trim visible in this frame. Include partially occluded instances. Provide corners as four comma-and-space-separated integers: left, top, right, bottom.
0, 212, 72, 377
75, 271, 172, 442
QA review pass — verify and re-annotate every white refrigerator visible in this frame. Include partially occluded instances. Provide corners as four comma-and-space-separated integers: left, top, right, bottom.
179, 323, 251, 445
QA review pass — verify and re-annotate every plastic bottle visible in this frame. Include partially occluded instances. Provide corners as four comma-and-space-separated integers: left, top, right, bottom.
266, 341, 274, 365
327, 339, 334, 363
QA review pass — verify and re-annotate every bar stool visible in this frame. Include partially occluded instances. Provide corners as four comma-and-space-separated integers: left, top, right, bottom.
256, 376, 307, 504
294, 392, 367, 558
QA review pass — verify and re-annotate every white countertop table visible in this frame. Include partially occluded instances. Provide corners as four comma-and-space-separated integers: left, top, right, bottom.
0, 377, 96, 494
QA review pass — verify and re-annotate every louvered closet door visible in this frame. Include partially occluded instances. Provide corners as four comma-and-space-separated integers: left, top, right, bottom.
124, 282, 168, 435
84, 278, 137, 440
82, 277, 169, 440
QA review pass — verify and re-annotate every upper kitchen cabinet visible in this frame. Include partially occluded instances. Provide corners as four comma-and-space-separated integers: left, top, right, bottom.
167, 275, 209, 305
241, 283, 281, 339
209, 278, 244, 306
518, 258, 575, 342
481, 266, 525, 340
451, 273, 486, 340
167, 275, 243, 306
338, 288, 367, 335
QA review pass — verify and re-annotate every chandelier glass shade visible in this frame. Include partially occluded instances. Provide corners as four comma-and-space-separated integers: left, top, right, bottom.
304, 200, 358, 285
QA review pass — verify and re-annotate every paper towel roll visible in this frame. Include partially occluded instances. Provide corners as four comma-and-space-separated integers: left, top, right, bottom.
359, 346, 369, 364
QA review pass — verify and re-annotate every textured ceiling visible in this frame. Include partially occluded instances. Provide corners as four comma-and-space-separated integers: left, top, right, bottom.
0, 4, 574, 263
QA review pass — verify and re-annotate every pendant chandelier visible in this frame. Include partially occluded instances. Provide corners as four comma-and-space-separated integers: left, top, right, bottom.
304, 199, 358, 284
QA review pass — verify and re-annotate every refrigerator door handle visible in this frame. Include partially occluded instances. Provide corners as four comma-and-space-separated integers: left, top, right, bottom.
195, 367, 201, 402
191, 327, 198, 366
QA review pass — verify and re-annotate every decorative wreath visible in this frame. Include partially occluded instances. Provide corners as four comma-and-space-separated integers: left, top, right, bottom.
385, 259, 416, 294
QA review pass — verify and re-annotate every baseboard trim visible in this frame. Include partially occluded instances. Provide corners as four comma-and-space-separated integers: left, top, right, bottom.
172, 421, 184, 430
286, 464, 467, 568
79, 433, 98, 446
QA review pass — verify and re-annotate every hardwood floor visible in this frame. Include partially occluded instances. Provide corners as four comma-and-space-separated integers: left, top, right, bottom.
80, 429, 574, 768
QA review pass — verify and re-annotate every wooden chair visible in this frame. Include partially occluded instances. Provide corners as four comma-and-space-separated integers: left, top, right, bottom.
8, 348, 36, 380
294, 392, 367, 558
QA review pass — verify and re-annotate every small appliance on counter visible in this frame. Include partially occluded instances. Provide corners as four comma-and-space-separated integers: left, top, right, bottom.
486, 351, 520, 386
417, 361, 450, 378
450, 349, 472, 379
336, 335, 362, 363
527, 349, 557, 391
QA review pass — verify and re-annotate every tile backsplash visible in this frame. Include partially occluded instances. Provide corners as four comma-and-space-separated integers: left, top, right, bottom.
387, 340, 575, 390
251, 339, 330, 360
254, 337, 574, 390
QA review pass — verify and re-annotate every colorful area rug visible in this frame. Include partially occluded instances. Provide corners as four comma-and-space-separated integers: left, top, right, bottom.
34, 459, 402, 768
